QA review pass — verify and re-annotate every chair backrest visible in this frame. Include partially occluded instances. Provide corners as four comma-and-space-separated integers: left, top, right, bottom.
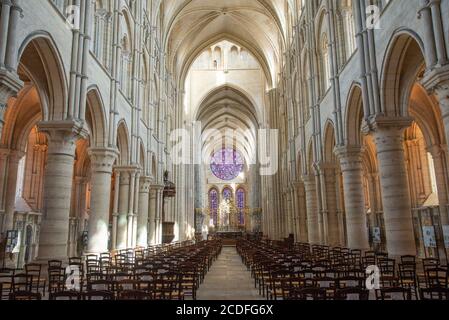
9, 291, 41, 300
48, 260, 63, 269
422, 258, 439, 271
12, 274, 33, 292
400, 255, 416, 265
292, 287, 327, 300
378, 258, 396, 275
50, 291, 81, 300
420, 287, 449, 300
25, 263, 41, 275
116, 279, 139, 291
83, 290, 114, 300
118, 290, 153, 300
69, 257, 83, 265
87, 280, 115, 292
425, 267, 448, 288
336, 288, 369, 301
336, 276, 365, 289
379, 287, 412, 301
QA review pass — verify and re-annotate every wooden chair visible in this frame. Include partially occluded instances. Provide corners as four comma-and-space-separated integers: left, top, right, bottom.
83, 290, 115, 300
48, 271, 66, 294
48, 260, 63, 269
69, 257, 83, 265
12, 273, 33, 293
398, 263, 418, 298
49, 291, 81, 300
425, 267, 448, 289
335, 288, 369, 300
25, 263, 46, 295
378, 287, 412, 300
0, 269, 14, 300
87, 279, 115, 292
118, 290, 153, 300
179, 264, 198, 300
378, 258, 397, 287
336, 276, 365, 289
420, 287, 449, 300
313, 276, 336, 299
9, 291, 41, 300
289, 287, 327, 300
267, 269, 290, 300
400, 255, 416, 266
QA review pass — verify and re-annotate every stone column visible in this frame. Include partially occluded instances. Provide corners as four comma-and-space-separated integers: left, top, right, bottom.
321, 164, 341, 247
155, 185, 164, 244
428, 145, 449, 225
4, 1, 22, 70
2, 149, 24, 232
302, 174, 319, 244
290, 186, 298, 240
127, 170, 136, 247
132, 172, 140, 248
422, 76, 449, 161
148, 187, 157, 245
137, 176, 151, 247
371, 118, 416, 256
293, 181, 308, 242
335, 146, 370, 250
70, 176, 86, 256
111, 170, 120, 250
116, 169, 130, 250
86, 148, 117, 254
37, 121, 85, 260
286, 190, 293, 236
0, 0, 12, 68
0, 149, 9, 233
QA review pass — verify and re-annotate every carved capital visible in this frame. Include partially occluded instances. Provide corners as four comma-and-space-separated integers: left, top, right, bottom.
421, 64, 449, 93
335, 145, 365, 172
0, 70, 23, 104
88, 147, 119, 174
139, 176, 153, 192
364, 115, 414, 134
37, 120, 88, 156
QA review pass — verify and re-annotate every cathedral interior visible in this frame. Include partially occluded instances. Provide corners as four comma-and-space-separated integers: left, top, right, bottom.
0, 0, 449, 302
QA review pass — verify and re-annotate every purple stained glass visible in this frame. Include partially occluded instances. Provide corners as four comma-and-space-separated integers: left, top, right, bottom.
210, 148, 244, 181
236, 188, 245, 225
223, 187, 233, 200
209, 189, 219, 225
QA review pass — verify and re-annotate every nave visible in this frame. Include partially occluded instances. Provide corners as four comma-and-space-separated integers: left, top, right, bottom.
197, 246, 262, 301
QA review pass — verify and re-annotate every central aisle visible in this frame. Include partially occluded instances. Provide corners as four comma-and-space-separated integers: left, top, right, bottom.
197, 246, 263, 300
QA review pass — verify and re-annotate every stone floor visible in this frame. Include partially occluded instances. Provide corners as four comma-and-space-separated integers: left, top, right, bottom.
197, 246, 264, 301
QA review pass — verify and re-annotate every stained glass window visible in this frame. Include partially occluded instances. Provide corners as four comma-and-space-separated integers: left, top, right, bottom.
209, 188, 219, 226
223, 187, 233, 200
236, 188, 246, 225
210, 148, 244, 181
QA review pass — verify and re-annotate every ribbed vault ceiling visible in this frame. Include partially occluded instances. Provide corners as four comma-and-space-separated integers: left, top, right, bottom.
164, 0, 291, 86
197, 86, 259, 167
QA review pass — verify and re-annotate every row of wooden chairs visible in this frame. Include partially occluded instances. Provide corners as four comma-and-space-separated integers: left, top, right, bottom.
1, 240, 222, 300
237, 239, 449, 300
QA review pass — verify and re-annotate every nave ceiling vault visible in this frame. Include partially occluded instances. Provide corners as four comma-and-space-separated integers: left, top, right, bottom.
164, 0, 292, 87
